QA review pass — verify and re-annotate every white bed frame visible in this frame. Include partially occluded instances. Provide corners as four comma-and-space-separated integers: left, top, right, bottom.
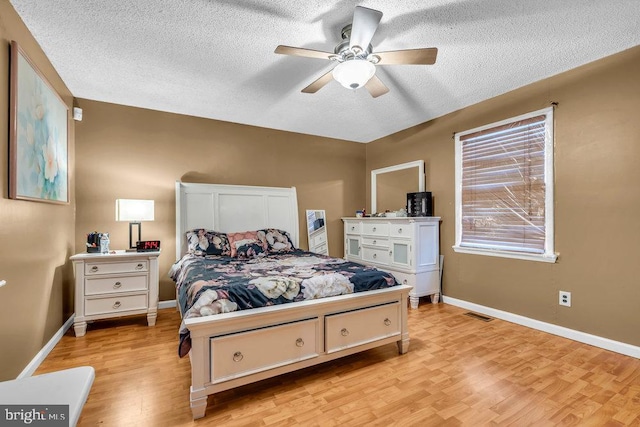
175, 181, 411, 419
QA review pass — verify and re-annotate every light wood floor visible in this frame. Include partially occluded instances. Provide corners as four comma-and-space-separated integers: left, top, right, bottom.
37, 303, 640, 426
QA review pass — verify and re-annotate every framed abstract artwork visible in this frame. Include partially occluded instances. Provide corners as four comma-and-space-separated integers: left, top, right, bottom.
9, 41, 69, 204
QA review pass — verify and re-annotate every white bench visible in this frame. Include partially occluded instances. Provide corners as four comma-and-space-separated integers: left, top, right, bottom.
0, 366, 94, 426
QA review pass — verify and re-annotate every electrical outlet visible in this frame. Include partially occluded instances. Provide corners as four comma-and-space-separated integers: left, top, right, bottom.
559, 291, 571, 307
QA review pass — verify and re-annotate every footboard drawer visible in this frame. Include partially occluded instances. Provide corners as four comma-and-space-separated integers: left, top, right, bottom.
325, 302, 400, 353
210, 318, 319, 383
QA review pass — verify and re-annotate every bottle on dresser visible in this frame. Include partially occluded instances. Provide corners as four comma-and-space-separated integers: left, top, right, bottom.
100, 233, 110, 254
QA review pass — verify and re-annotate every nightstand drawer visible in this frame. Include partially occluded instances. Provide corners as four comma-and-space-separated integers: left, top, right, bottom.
85, 294, 148, 316
85, 260, 148, 275
85, 275, 148, 295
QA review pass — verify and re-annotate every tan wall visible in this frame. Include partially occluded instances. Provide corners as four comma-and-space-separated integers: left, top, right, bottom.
0, 3, 76, 380
366, 46, 640, 347
74, 100, 366, 301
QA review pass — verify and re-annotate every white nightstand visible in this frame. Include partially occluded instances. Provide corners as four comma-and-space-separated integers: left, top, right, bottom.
70, 250, 161, 337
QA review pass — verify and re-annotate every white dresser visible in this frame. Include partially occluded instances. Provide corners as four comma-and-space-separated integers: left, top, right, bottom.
70, 250, 160, 336
342, 217, 440, 308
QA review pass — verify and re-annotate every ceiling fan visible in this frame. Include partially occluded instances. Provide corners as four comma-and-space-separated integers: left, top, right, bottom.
275, 6, 438, 98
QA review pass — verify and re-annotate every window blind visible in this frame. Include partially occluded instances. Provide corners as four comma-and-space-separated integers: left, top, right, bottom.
459, 114, 547, 254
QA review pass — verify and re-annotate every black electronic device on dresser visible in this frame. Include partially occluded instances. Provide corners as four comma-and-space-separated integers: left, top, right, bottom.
136, 240, 161, 252
407, 192, 433, 217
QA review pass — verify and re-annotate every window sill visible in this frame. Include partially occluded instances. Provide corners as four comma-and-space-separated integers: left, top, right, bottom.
452, 245, 558, 263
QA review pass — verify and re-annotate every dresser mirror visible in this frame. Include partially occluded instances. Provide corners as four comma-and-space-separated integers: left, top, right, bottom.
371, 160, 425, 214
306, 209, 328, 255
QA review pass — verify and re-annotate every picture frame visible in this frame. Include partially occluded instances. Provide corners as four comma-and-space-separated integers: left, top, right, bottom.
9, 40, 69, 204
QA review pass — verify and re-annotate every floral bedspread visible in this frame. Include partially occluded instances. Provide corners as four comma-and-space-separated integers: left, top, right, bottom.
170, 250, 398, 357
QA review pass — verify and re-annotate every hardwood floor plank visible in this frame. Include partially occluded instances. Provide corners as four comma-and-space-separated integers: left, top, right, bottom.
35, 303, 640, 426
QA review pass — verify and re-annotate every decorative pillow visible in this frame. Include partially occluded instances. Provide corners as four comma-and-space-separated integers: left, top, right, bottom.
259, 228, 295, 253
186, 229, 231, 256
227, 231, 268, 258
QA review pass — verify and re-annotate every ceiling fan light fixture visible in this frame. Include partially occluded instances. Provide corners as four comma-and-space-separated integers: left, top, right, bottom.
332, 59, 376, 90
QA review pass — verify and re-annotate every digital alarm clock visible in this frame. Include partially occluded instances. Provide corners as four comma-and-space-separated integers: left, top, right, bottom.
136, 240, 161, 252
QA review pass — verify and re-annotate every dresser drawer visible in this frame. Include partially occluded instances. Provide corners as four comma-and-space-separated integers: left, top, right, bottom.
210, 318, 319, 383
85, 274, 148, 295
361, 236, 389, 247
390, 223, 413, 238
85, 260, 148, 276
362, 222, 388, 236
362, 246, 390, 264
325, 303, 400, 353
85, 294, 148, 316
344, 221, 362, 234
390, 270, 416, 288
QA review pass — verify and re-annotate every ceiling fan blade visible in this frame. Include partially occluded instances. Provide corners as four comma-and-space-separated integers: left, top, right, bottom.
274, 45, 334, 60
349, 6, 383, 51
301, 69, 334, 93
374, 48, 438, 65
365, 75, 389, 98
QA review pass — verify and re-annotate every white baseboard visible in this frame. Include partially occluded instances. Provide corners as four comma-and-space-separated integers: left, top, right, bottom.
18, 314, 75, 379
442, 296, 640, 359
158, 299, 177, 309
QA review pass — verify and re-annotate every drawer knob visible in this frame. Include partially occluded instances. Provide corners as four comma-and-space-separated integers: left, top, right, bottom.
384, 318, 391, 326
91, 266, 99, 272
373, 253, 377, 259
373, 240, 376, 245
136, 263, 144, 270
373, 227, 377, 232
295, 338, 304, 347
403, 279, 408, 285
389, 251, 392, 256
351, 226, 355, 231
113, 301, 121, 309
233, 351, 244, 362
398, 228, 403, 234
341, 328, 349, 337
113, 281, 122, 289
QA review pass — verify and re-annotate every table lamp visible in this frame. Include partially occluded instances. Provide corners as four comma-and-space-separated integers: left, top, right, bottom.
115, 199, 154, 251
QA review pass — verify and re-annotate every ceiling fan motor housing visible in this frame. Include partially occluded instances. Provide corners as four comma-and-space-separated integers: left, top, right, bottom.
334, 25, 373, 61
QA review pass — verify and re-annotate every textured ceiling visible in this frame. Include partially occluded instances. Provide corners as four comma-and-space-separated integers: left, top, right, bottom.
9, 0, 640, 143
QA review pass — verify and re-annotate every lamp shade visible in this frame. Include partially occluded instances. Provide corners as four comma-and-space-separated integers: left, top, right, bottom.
115, 199, 154, 222
332, 59, 376, 90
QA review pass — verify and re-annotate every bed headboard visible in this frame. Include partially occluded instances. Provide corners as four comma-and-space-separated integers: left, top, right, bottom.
175, 182, 299, 259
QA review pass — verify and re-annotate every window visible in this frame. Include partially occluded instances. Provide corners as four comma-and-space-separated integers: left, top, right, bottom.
453, 107, 557, 262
